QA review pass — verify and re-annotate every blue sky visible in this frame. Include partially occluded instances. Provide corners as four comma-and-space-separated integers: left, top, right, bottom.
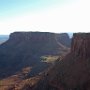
0, 0, 66, 19
0, 0, 90, 34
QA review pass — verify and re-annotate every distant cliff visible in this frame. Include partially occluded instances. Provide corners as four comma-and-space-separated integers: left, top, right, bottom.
56, 33, 71, 47
0, 32, 70, 78
35, 33, 90, 90
9, 32, 55, 42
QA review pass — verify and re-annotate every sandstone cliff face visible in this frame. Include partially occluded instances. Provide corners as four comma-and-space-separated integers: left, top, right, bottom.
71, 33, 90, 58
36, 33, 90, 90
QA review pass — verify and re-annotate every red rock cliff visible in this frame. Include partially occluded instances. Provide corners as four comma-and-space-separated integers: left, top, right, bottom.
71, 33, 90, 58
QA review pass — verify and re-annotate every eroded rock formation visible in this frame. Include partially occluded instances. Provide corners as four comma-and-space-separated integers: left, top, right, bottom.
35, 33, 90, 90
0, 32, 70, 78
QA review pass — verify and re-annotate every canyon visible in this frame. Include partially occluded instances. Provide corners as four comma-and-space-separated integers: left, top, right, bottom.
35, 33, 90, 90
0, 32, 70, 90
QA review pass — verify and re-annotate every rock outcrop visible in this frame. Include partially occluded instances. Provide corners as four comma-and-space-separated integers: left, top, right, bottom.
35, 33, 90, 90
0, 32, 70, 78
71, 33, 90, 58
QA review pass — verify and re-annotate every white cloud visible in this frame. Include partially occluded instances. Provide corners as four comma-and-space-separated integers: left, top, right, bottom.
0, 0, 90, 34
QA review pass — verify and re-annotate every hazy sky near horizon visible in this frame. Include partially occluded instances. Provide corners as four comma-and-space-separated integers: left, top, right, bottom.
0, 0, 90, 34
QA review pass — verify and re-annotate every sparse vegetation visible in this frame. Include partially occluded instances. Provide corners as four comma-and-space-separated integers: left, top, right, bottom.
40, 55, 59, 63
